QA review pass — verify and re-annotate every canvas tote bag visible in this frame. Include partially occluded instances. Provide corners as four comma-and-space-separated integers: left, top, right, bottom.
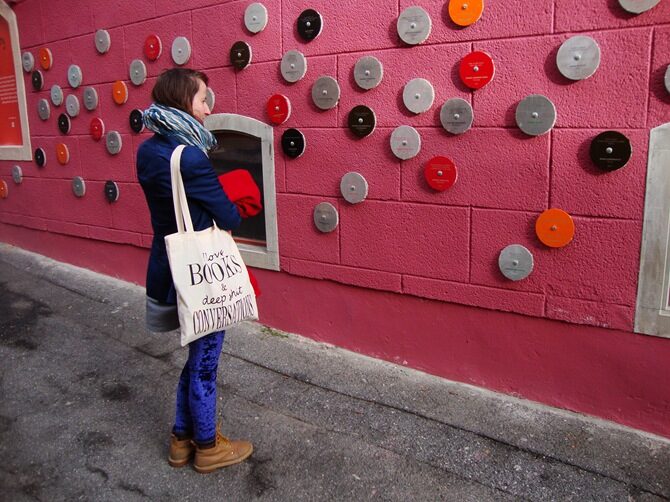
165, 145, 258, 346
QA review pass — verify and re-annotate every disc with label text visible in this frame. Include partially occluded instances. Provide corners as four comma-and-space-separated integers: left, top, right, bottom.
313, 202, 338, 233
403, 78, 434, 114
266, 94, 291, 125
245, 3, 269, 33
459, 51, 494, 89
297, 9, 323, 41
230, 41, 252, 70
106, 131, 123, 155
83, 87, 99, 111
311, 76, 340, 110
281, 128, 306, 158
448, 0, 484, 26
424, 156, 458, 191
281, 50, 307, 83
390, 125, 421, 160
556, 35, 600, 81
397, 6, 432, 45
340, 172, 368, 204
589, 131, 632, 171
440, 98, 474, 134
498, 244, 534, 281
144, 34, 162, 61
348, 105, 376, 138
354, 56, 384, 90
515, 94, 556, 136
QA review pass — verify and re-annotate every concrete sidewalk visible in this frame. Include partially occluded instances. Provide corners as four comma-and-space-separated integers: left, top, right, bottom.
0, 242, 668, 501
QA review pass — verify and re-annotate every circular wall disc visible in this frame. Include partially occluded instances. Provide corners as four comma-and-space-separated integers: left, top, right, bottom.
281, 128, 306, 158
664, 65, 670, 95
618, 0, 661, 14
516, 94, 556, 136
403, 78, 435, 114
38, 47, 53, 70
459, 51, 495, 89
56, 143, 70, 165
556, 35, 601, 81
171, 36, 192, 65
12, 165, 23, 184
424, 156, 458, 191
144, 34, 162, 61
83, 86, 99, 111
536, 208, 575, 248
390, 125, 421, 160
348, 105, 376, 138
106, 131, 123, 155
22, 52, 34, 72
72, 177, 86, 198
297, 9, 323, 42
0, 180, 7, 199
50, 85, 63, 106
397, 6, 432, 45
104, 180, 120, 202
112, 80, 128, 105
313, 202, 338, 233
230, 41, 252, 70
68, 65, 83, 88
340, 172, 369, 204
440, 98, 474, 135
129, 59, 147, 85
95, 29, 111, 54
266, 94, 291, 125
37, 99, 50, 121
58, 113, 71, 134
354, 56, 384, 90
65, 94, 80, 117
90, 117, 105, 141
205, 87, 215, 111
498, 244, 534, 281
589, 131, 632, 171
129, 109, 145, 133
31, 70, 44, 91
448, 0, 484, 26
280, 50, 307, 83
34, 147, 46, 167
311, 76, 340, 110
245, 3, 269, 33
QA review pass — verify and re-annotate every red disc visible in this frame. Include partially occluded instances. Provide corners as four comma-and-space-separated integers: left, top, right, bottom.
144, 34, 162, 61
90, 117, 105, 141
424, 156, 458, 191
266, 94, 291, 125
459, 51, 495, 90
0, 180, 8, 199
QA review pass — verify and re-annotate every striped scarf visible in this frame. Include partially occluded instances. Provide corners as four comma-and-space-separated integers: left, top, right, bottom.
142, 103, 217, 154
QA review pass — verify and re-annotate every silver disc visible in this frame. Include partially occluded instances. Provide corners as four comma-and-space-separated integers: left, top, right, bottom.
313, 202, 339, 232
390, 125, 421, 160
129, 59, 147, 86
83, 87, 99, 111
311, 76, 340, 110
556, 35, 600, 81
665, 65, 670, 95
618, 0, 661, 14
205, 87, 216, 111
95, 29, 111, 54
65, 94, 80, 117
440, 98, 474, 135
68, 65, 83, 88
50, 85, 63, 106
22, 52, 34, 72
515, 94, 556, 136
171, 37, 192, 65
244, 3, 269, 33
340, 172, 369, 204
402, 78, 434, 114
12, 165, 23, 184
397, 6, 432, 45
37, 99, 50, 121
106, 131, 123, 155
281, 50, 307, 83
72, 177, 86, 198
498, 244, 534, 281
354, 56, 384, 90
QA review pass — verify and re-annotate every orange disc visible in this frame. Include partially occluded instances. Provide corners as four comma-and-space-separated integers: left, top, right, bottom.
535, 209, 575, 248
448, 0, 484, 27
0, 180, 7, 199
56, 143, 70, 165
112, 80, 128, 105
38, 47, 53, 70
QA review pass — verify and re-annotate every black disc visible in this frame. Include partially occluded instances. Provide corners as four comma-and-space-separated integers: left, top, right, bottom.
230, 41, 252, 70
347, 105, 376, 138
31, 70, 44, 91
297, 9, 323, 41
589, 130, 632, 171
281, 128, 306, 158
34, 147, 46, 167
129, 109, 144, 133
58, 113, 71, 134
104, 180, 119, 202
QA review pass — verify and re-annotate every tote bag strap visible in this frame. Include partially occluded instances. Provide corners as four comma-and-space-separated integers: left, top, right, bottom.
169, 145, 194, 234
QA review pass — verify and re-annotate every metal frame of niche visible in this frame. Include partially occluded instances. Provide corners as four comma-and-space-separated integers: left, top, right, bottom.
635, 122, 670, 338
204, 113, 279, 271
0, 1, 32, 160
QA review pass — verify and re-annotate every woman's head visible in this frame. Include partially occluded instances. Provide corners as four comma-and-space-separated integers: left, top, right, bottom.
151, 68, 211, 122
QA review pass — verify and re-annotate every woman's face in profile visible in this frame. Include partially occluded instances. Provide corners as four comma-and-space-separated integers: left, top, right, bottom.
191, 79, 211, 123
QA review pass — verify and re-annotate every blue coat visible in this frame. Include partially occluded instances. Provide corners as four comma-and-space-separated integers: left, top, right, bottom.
137, 134, 241, 305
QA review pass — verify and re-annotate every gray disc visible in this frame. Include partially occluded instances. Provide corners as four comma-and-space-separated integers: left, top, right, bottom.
106, 131, 123, 155
665, 65, 670, 95
244, 3, 269, 33
72, 177, 86, 198
95, 29, 111, 54
280, 50, 307, 83
313, 202, 339, 233
12, 165, 23, 185
205, 87, 215, 111
83, 86, 99, 111
354, 56, 384, 90
50, 85, 63, 106
618, 0, 661, 14
171, 36, 192, 65
556, 35, 600, 81
37, 99, 50, 121
22, 52, 34, 72
397, 6, 432, 45
498, 244, 534, 281
440, 98, 474, 135
129, 59, 147, 86
390, 125, 421, 160
402, 78, 434, 114
65, 94, 80, 117
515, 94, 556, 136
68, 65, 83, 88
311, 76, 340, 110
340, 172, 369, 204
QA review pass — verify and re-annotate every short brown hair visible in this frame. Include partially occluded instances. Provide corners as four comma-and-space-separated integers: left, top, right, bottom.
151, 68, 209, 115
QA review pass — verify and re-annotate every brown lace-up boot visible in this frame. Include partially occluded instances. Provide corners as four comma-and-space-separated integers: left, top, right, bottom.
168, 434, 195, 467
193, 427, 253, 473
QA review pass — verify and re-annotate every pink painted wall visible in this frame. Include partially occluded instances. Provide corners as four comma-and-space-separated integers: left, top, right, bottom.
1, 0, 670, 437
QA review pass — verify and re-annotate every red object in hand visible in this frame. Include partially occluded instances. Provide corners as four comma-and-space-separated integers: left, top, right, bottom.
218, 170, 262, 218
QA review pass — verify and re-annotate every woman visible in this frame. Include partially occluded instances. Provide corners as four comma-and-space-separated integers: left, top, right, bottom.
137, 68, 253, 473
